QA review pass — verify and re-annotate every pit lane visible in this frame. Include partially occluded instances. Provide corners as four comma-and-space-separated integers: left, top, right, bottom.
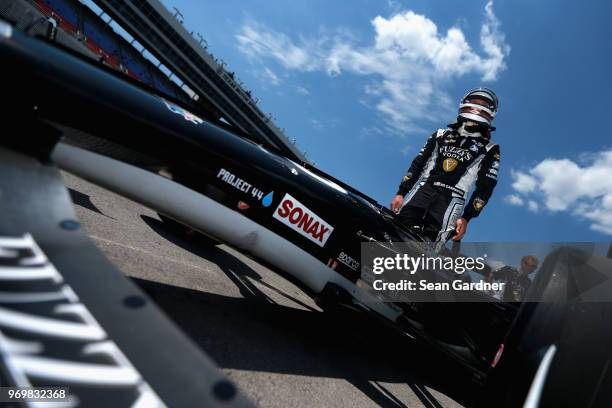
62, 171, 470, 408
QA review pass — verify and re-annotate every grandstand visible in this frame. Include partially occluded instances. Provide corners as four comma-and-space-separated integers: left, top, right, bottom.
0, 0, 307, 162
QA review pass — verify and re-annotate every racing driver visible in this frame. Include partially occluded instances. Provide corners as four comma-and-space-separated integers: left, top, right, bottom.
390, 88, 501, 242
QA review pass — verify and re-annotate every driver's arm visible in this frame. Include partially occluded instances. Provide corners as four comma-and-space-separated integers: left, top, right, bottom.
396, 132, 438, 197
462, 144, 500, 221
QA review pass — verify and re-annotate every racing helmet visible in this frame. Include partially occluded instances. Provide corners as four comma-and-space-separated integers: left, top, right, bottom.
458, 87, 499, 127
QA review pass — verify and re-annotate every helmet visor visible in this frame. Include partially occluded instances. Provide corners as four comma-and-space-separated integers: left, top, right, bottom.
462, 95, 497, 112
459, 105, 493, 121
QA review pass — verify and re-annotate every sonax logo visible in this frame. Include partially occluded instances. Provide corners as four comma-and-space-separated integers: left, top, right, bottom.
273, 194, 334, 247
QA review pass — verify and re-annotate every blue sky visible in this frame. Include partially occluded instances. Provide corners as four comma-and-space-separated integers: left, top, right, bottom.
161, 0, 612, 242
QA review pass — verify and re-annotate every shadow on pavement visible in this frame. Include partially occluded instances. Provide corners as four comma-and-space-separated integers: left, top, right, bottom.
68, 188, 115, 219
140, 215, 317, 312
137, 215, 479, 407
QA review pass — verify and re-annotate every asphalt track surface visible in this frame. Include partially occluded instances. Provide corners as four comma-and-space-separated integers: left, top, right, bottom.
62, 171, 473, 408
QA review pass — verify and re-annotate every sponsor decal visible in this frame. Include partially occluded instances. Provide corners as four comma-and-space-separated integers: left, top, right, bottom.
469, 144, 479, 152
486, 173, 497, 180
337, 251, 360, 271
162, 98, 203, 125
439, 145, 473, 162
492, 161, 500, 169
433, 181, 465, 196
262, 191, 274, 207
273, 194, 334, 246
217, 168, 270, 204
237, 201, 250, 210
444, 137, 457, 144
442, 158, 458, 172
402, 175, 411, 183
489, 168, 498, 176
474, 197, 486, 211
0, 235, 165, 405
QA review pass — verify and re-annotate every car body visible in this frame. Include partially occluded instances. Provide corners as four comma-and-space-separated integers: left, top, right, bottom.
3, 23, 611, 407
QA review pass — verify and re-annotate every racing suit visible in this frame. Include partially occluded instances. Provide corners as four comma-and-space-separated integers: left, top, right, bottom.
395, 124, 500, 242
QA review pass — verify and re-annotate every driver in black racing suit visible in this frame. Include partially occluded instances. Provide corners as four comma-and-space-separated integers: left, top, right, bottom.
390, 88, 501, 242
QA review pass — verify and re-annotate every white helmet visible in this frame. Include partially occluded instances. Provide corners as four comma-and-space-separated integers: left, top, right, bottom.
458, 87, 499, 127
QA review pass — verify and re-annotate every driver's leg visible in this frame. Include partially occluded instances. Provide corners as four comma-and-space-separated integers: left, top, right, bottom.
396, 204, 430, 240
396, 204, 426, 226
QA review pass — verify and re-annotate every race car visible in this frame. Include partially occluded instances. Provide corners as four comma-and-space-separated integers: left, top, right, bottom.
3, 21, 611, 407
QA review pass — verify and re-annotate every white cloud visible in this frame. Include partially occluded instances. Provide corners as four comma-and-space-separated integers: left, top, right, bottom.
505, 194, 524, 206
236, 2, 509, 134
361, 126, 385, 137
236, 20, 328, 71
527, 200, 539, 212
262, 67, 280, 85
480, 1, 510, 81
296, 85, 310, 95
511, 171, 537, 194
509, 150, 612, 235
310, 118, 323, 130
